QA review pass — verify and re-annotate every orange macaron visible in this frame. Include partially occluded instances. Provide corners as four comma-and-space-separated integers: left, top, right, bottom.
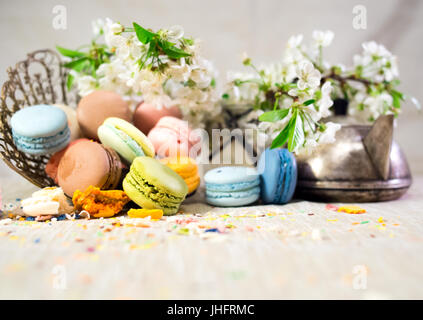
160, 156, 200, 196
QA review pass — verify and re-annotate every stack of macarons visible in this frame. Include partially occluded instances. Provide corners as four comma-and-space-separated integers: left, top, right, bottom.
204, 147, 298, 207
10, 90, 198, 217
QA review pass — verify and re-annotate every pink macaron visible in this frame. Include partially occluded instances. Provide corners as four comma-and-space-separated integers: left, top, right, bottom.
147, 116, 201, 158
133, 102, 182, 135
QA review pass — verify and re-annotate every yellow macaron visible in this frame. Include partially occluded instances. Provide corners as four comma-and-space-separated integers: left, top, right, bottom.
160, 157, 200, 195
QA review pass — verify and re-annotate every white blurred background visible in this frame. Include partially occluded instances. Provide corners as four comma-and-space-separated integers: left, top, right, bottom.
0, 0, 422, 183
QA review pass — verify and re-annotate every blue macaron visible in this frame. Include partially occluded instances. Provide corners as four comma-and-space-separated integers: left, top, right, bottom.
257, 148, 297, 204
11, 104, 71, 155
204, 166, 260, 207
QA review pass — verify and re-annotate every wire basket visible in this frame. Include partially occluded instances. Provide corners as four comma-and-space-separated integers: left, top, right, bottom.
0, 49, 79, 188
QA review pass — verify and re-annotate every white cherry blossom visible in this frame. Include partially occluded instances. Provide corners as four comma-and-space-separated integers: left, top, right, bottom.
72, 18, 220, 128
287, 34, 303, 49
296, 61, 321, 90
312, 30, 334, 47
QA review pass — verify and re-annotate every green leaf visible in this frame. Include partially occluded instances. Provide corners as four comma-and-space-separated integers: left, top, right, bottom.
56, 46, 86, 58
133, 22, 156, 44
287, 109, 305, 152
222, 93, 229, 100
303, 99, 315, 106
270, 121, 291, 149
259, 100, 272, 111
391, 90, 404, 109
89, 59, 97, 77
259, 109, 289, 122
183, 37, 194, 46
391, 79, 401, 86
63, 57, 90, 72
160, 41, 191, 59
392, 89, 404, 100
66, 73, 74, 91
392, 94, 400, 109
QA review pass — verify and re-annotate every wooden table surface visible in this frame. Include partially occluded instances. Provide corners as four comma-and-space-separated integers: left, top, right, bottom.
0, 176, 422, 299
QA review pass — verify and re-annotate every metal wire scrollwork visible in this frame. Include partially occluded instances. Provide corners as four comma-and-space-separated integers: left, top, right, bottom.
0, 49, 79, 188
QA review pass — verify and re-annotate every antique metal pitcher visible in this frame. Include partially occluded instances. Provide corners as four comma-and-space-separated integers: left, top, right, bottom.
295, 114, 412, 202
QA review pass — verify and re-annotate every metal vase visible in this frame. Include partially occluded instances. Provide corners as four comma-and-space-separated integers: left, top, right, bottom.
295, 114, 412, 202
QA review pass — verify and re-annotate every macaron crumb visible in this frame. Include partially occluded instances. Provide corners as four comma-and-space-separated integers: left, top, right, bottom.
337, 205, 366, 214
72, 186, 130, 218
127, 208, 164, 220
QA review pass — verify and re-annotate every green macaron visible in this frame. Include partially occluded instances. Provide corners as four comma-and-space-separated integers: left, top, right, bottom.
123, 156, 188, 215
98, 117, 155, 164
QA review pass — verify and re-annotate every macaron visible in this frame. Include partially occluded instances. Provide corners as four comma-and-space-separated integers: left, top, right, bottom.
133, 102, 182, 135
257, 148, 297, 204
57, 140, 123, 197
98, 117, 155, 164
21, 187, 74, 217
53, 104, 83, 141
204, 166, 260, 207
77, 90, 132, 140
160, 157, 200, 196
123, 156, 188, 215
10, 104, 71, 155
147, 116, 201, 158
45, 138, 89, 183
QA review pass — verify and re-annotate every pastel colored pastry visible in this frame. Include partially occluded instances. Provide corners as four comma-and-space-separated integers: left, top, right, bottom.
53, 104, 83, 141
72, 185, 130, 218
11, 104, 71, 155
57, 140, 123, 197
98, 117, 155, 164
133, 102, 182, 135
147, 116, 201, 158
160, 157, 200, 196
77, 90, 132, 140
204, 166, 260, 207
45, 138, 89, 183
257, 148, 297, 204
127, 208, 164, 219
21, 187, 74, 217
123, 156, 188, 215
